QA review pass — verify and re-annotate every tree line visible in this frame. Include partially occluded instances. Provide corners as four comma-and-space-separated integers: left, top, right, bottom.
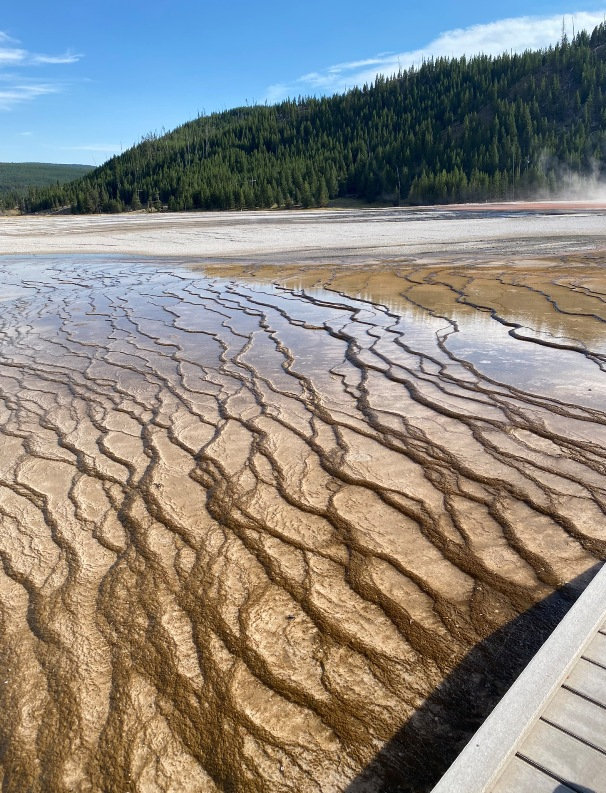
10, 23, 606, 214
0, 163, 92, 208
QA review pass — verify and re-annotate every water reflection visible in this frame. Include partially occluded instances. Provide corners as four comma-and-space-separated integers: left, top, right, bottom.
0, 254, 604, 792
200, 257, 606, 411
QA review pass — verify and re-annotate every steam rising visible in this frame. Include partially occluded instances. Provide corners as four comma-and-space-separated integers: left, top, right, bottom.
532, 153, 606, 202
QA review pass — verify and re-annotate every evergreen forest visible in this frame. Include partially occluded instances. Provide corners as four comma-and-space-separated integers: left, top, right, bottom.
0, 163, 93, 208
10, 23, 606, 214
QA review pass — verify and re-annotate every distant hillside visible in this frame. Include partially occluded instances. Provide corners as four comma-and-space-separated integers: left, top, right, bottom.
16, 23, 606, 213
0, 162, 94, 206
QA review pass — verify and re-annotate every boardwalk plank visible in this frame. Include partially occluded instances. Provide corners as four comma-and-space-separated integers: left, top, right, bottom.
518, 720, 606, 790
492, 756, 575, 792
432, 567, 606, 793
565, 658, 606, 707
583, 632, 606, 667
542, 688, 606, 752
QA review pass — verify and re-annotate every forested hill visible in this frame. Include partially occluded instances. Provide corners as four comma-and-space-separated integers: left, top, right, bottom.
16, 23, 606, 214
0, 163, 93, 205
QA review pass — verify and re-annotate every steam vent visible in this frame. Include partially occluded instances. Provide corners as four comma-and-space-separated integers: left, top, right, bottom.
1, 243, 606, 792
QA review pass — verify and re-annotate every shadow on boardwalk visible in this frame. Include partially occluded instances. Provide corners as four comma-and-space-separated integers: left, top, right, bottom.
345, 564, 602, 793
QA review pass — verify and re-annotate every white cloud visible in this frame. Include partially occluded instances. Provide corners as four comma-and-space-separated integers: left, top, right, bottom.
0, 82, 59, 110
264, 82, 290, 104
265, 10, 606, 102
0, 48, 26, 66
30, 51, 82, 66
0, 30, 82, 110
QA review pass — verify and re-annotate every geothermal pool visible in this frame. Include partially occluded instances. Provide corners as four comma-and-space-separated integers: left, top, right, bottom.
0, 250, 605, 792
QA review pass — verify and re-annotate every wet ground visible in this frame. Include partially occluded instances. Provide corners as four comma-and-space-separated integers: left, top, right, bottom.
0, 242, 606, 791
2, 204, 606, 260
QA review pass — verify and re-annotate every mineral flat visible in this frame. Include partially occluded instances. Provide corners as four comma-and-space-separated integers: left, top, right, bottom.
0, 207, 605, 792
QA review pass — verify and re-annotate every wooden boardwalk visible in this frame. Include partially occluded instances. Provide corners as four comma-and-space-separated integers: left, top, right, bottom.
433, 564, 606, 793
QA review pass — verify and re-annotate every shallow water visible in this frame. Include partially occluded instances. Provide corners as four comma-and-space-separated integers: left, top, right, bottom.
0, 254, 605, 792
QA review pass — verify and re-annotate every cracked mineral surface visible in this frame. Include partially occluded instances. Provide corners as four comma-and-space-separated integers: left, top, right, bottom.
1, 213, 606, 792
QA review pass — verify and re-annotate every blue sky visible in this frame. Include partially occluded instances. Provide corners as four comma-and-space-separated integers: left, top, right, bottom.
1, 1, 606, 165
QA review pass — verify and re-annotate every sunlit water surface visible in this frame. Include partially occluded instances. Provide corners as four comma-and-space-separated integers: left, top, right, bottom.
0, 254, 605, 793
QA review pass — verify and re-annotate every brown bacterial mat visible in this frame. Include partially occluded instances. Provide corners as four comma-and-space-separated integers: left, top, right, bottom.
0, 252, 605, 792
